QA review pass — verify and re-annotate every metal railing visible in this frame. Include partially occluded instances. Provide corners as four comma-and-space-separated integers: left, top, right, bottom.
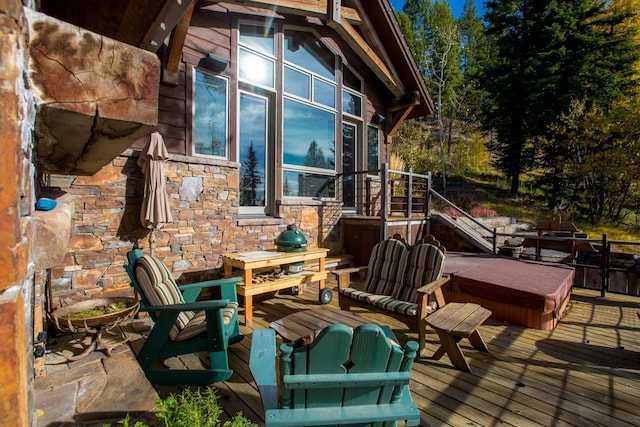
337, 165, 640, 297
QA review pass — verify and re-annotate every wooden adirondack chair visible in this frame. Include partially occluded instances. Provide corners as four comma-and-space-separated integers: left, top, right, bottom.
124, 249, 243, 386
250, 323, 420, 427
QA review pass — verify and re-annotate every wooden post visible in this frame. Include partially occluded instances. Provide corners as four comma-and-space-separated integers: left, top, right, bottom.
381, 163, 389, 241
600, 234, 608, 297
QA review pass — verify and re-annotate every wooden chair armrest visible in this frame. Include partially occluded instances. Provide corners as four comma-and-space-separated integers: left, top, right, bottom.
140, 300, 230, 313
331, 266, 368, 290
249, 329, 279, 410
415, 274, 451, 295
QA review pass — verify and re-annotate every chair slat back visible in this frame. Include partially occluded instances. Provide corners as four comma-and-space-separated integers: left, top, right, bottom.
363, 239, 408, 295
280, 324, 417, 412
394, 243, 445, 303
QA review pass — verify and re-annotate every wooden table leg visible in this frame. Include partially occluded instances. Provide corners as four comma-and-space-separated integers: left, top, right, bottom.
243, 269, 253, 326
468, 330, 489, 352
318, 257, 326, 290
433, 329, 471, 372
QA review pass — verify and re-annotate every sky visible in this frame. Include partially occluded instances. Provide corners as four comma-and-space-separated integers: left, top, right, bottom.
390, 0, 486, 18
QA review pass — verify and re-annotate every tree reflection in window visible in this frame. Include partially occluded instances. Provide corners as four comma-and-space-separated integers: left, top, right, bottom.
240, 142, 262, 206
193, 70, 227, 157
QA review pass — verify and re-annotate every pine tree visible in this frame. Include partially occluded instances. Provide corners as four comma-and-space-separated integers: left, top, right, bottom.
480, 0, 637, 199
240, 142, 262, 206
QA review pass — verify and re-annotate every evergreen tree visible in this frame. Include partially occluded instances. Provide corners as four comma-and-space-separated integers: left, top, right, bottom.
303, 140, 328, 168
240, 142, 262, 206
480, 0, 637, 200
457, 0, 489, 123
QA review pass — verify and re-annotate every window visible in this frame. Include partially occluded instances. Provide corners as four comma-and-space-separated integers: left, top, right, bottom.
282, 29, 337, 199
342, 122, 357, 208
239, 92, 269, 213
238, 24, 275, 214
193, 70, 228, 157
367, 125, 380, 174
224, 23, 376, 210
239, 24, 275, 89
342, 67, 362, 118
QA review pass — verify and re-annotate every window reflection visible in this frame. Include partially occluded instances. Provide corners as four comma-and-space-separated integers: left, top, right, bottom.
283, 170, 335, 198
283, 99, 335, 170
342, 90, 362, 117
193, 70, 227, 157
239, 24, 274, 55
239, 48, 274, 88
314, 79, 335, 108
239, 92, 268, 208
284, 30, 335, 81
284, 66, 310, 99
367, 125, 379, 173
342, 123, 356, 208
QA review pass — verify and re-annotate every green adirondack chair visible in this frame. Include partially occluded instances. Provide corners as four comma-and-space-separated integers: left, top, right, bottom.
250, 323, 420, 427
124, 249, 243, 386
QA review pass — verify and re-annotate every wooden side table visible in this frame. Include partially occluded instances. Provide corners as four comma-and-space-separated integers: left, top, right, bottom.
425, 302, 492, 372
222, 248, 330, 325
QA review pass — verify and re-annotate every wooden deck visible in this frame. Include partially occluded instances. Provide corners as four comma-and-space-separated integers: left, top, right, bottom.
135, 284, 640, 427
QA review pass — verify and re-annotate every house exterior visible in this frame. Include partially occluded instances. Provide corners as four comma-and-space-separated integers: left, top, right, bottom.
0, 1, 432, 424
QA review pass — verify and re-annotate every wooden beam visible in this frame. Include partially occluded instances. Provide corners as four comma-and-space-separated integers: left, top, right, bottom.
229, 0, 362, 25
163, 2, 195, 85
327, 18, 403, 97
386, 104, 416, 144
141, 0, 197, 52
350, 0, 405, 98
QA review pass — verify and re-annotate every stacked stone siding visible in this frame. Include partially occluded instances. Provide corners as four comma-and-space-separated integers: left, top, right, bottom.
47, 153, 343, 308
1, 1, 36, 424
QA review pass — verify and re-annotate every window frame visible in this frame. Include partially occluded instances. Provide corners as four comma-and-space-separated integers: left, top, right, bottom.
237, 89, 272, 215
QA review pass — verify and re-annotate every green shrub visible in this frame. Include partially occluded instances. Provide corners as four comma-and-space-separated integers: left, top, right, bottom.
107, 387, 257, 427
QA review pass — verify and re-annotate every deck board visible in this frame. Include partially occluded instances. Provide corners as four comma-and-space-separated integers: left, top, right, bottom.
138, 284, 640, 426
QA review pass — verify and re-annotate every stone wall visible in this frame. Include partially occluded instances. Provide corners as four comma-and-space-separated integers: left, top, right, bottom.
0, 1, 37, 425
47, 152, 343, 308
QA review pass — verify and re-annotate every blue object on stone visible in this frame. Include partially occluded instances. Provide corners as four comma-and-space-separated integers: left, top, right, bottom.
36, 198, 57, 211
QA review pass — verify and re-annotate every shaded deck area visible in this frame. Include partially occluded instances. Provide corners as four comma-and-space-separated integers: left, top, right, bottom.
38, 282, 640, 426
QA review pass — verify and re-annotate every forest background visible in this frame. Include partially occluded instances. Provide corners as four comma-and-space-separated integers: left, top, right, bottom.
393, 0, 640, 241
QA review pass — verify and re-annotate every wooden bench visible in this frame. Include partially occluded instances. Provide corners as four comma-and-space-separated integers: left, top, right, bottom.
425, 302, 491, 372
333, 238, 450, 356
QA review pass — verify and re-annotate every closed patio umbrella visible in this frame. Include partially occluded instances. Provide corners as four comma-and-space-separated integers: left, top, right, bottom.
138, 131, 173, 254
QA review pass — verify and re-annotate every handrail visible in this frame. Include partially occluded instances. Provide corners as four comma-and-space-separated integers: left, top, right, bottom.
429, 188, 494, 235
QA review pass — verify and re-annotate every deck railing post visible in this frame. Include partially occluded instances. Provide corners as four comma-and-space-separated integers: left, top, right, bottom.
407, 168, 413, 242
600, 234, 608, 297
426, 172, 432, 236
493, 228, 497, 254
381, 163, 389, 241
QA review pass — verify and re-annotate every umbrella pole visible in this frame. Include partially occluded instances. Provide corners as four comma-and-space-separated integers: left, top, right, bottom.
150, 228, 155, 256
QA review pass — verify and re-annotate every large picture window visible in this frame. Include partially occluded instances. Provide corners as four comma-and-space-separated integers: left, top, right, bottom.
220, 23, 375, 208
193, 70, 228, 157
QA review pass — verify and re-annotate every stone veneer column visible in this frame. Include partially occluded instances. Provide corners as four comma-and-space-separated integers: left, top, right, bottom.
0, 1, 35, 426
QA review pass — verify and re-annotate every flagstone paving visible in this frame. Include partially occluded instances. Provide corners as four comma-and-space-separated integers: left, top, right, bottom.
35, 327, 159, 426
